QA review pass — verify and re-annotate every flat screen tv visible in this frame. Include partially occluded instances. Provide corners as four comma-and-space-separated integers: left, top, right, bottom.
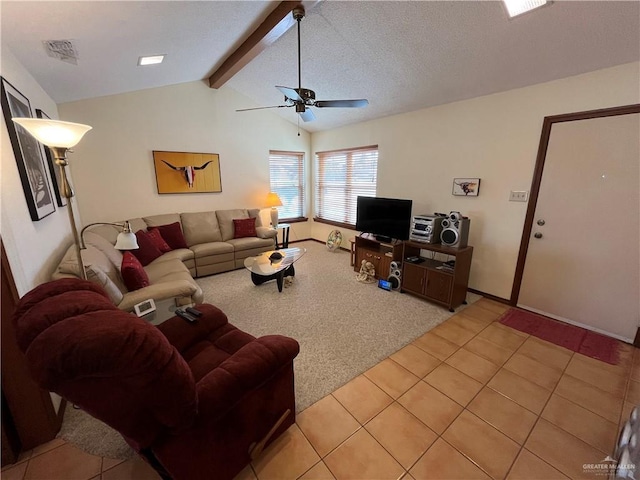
356, 196, 413, 241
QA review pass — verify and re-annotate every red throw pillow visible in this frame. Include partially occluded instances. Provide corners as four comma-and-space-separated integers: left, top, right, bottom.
121, 252, 150, 291
233, 217, 257, 238
132, 230, 163, 266
146, 228, 172, 253
153, 222, 188, 249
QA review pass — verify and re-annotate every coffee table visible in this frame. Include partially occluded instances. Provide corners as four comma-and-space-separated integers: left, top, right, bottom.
244, 247, 306, 292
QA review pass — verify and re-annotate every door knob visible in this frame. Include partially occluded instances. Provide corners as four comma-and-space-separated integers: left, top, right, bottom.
537, 219, 546, 226
534, 232, 543, 239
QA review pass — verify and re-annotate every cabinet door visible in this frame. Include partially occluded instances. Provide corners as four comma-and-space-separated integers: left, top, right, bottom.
425, 270, 453, 304
378, 255, 392, 280
402, 263, 425, 294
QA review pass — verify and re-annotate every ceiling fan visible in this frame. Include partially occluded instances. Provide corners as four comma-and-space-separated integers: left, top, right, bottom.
236, 4, 369, 122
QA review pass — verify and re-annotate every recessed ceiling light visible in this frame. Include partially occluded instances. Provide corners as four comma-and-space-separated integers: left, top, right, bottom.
503, 0, 548, 18
137, 55, 165, 66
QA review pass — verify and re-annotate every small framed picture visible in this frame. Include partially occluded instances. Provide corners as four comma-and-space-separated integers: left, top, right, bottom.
452, 178, 481, 196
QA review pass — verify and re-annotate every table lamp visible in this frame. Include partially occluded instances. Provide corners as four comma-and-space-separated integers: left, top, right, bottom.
264, 192, 283, 228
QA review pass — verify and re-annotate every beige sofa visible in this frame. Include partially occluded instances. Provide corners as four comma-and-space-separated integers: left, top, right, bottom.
53, 208, 277, 311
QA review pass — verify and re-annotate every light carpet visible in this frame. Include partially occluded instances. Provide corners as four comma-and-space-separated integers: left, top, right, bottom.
58, 240, 479, 459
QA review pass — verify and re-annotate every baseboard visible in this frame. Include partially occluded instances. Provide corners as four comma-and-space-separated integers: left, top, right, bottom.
467, 288, 512, 305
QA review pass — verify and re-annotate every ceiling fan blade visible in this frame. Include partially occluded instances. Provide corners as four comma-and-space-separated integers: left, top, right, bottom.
314, 99, 369, 108
236, 105, 291, 112
276, 86, 303, 102
298, 108, 316, 122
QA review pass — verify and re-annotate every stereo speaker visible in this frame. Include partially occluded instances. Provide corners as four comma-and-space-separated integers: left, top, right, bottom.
388, 262, 402, 290
440, 214, 470, 248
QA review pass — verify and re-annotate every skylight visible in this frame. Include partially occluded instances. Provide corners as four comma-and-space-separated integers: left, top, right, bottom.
503, 0, 548, 18
137, 55, 165, 66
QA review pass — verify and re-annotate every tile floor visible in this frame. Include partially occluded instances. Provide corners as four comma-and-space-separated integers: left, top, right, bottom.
2, 298, 638, 480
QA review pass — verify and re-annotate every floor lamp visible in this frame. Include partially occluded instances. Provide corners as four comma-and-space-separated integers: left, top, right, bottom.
12, 118, 92, 279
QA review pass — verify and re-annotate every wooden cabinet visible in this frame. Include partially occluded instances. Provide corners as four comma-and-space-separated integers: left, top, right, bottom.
401, 241, 473, 311
353, 235, 403, 279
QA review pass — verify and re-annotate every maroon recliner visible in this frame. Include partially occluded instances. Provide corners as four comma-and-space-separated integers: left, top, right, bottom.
12, 278, 299, 480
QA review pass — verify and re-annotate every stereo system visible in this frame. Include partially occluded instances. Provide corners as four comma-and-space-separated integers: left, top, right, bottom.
410, 211, 470, 248
387, 261, 402, 290
410, 215, 444, 244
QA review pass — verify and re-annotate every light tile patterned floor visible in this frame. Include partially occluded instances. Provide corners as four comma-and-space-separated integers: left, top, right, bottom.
2, 298, 638, 480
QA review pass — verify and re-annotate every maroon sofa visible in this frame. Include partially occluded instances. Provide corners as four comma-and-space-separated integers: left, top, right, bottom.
13, 278, 299, 480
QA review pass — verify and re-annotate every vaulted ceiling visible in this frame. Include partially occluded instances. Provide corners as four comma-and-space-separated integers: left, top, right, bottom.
2, 1, 638, 132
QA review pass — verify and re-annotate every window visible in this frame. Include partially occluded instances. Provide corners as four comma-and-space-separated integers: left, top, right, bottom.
269, 151, 306, 221
315, 145, 378, 227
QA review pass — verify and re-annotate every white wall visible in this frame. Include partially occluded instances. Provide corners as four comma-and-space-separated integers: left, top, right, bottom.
1, 46, 74, 296
58, 81, 312, 241
311, 62, 640, 299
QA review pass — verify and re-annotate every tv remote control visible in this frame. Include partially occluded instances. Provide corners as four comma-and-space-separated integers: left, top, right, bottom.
186, 307, 202, 317
175, 309, 197, 322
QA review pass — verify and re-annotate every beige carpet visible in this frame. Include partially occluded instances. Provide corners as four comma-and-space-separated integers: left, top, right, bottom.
58, 240, 479, 459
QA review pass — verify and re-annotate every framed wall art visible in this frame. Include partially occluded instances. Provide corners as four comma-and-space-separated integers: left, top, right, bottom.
452, 178, 481, 196
153, 151, 222, 194
1, 77, 56, 220
35, 109, 66, 207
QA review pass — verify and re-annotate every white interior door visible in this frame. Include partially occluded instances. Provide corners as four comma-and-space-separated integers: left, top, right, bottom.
518, 113, 639, 341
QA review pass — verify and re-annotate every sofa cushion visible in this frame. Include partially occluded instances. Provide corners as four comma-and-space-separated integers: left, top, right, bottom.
83, 231, 124, 268
152, 223, 188, 250
143, 213, 181, 229
248, 208, 264, 228
227, 237, 276, 253
217, 209, 251, 241
145, 259, 193, 283
181, 212, 222, 246
85, 264, 124, 305
133, 230, 163, 266
233, 217, 257, 238
146, 228, 172, 253
58, 245, 128, 295
121, 252, 150, 290
149, 248, 195, 265
190, 241, 233, 256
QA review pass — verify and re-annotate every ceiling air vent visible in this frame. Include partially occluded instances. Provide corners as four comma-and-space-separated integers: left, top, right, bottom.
43, 40, 79, 65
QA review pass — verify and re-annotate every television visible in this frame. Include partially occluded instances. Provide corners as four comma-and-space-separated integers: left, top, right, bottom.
356, 196, 413, 241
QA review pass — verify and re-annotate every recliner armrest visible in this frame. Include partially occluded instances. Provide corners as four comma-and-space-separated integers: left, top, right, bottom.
195, 335, 299, 421
157, 304, 230, 352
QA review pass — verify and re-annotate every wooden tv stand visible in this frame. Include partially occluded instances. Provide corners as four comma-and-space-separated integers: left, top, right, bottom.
401, 241, 473, 312
353, 234, 403, 279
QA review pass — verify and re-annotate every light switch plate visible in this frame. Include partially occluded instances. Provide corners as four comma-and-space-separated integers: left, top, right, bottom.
510, 190, 528, 202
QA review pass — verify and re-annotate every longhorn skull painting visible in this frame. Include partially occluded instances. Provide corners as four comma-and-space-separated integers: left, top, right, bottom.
153, 151, 222, 194
161, 160, 213, 188
452, 177, 480, 196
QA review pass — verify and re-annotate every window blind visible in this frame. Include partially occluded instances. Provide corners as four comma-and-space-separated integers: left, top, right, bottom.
315, 145, 378, 227
269, 150, 305, 220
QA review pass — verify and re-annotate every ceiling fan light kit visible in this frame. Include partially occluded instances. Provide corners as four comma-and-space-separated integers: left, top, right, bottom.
236, 4, 368, 123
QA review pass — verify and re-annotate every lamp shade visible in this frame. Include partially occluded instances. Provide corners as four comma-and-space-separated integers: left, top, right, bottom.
264, 192, 283, 208
12, 118, 92, 148
114, 231, 139, 250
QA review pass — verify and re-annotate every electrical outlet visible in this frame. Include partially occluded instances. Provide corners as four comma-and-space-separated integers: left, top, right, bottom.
509, 190, 528, 202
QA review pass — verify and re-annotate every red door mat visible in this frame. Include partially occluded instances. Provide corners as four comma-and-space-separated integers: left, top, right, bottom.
499, 308, 621, 365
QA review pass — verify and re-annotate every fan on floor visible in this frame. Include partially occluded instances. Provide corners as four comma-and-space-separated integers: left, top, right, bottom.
236, 4, 368, 122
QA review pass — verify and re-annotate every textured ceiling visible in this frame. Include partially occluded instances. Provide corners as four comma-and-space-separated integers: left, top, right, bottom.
2, 1, 639, 132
